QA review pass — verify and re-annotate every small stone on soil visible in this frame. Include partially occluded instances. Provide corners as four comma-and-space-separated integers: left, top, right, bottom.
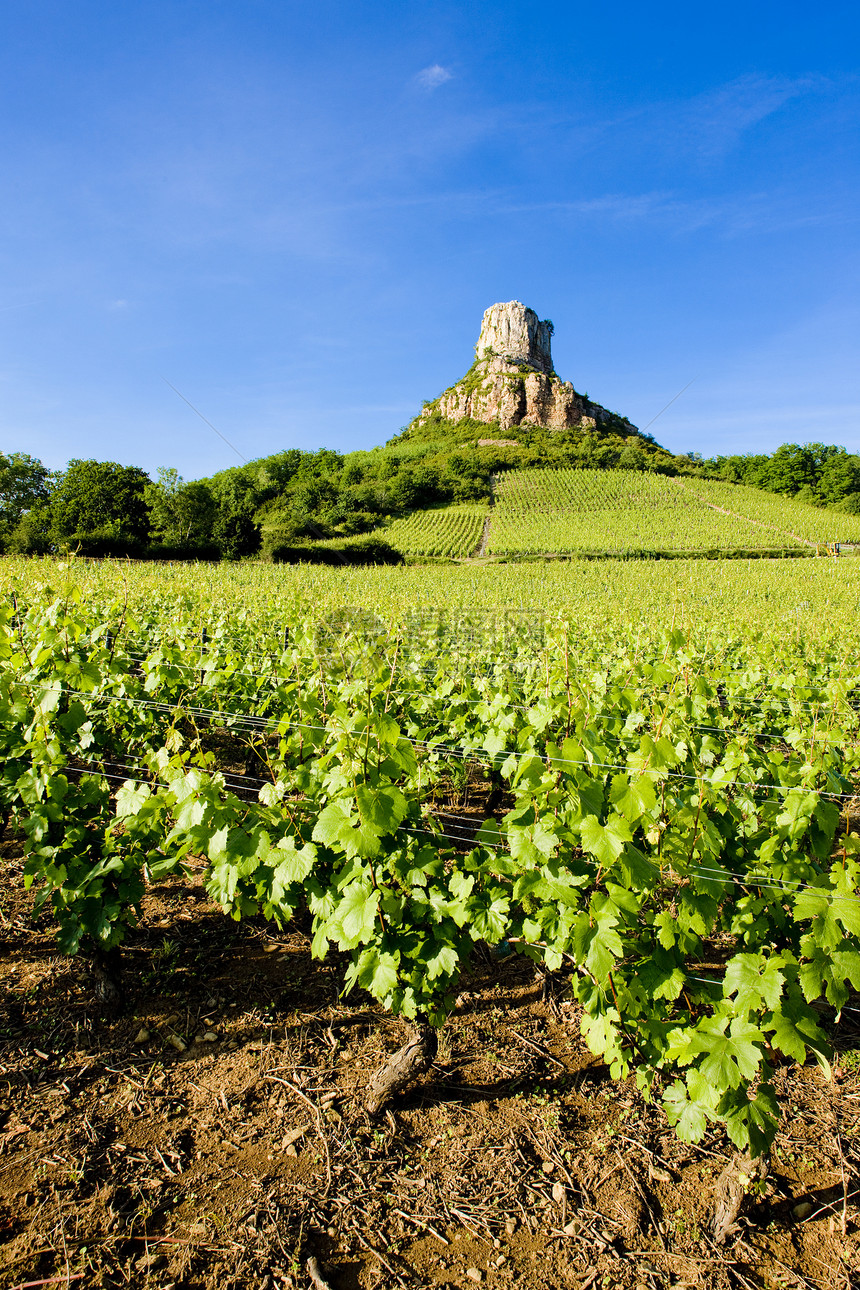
466, 1269, 483, 1283
541, 1159, 555, 1174
134, 1027, 150, 1043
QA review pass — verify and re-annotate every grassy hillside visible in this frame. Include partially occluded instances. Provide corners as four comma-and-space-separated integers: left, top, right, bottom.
371, 468, 860, 560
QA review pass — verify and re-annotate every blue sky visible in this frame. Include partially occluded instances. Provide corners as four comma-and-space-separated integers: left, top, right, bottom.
1, 0, 858, 478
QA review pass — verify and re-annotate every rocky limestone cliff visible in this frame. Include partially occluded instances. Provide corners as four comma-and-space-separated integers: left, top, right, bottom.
476, 300, 554, 375
418, 300, 634, 435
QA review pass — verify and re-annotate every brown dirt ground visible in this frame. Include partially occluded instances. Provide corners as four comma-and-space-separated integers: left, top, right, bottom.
1, 829, 859, 1290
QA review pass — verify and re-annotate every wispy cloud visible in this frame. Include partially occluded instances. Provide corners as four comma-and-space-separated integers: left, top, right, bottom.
677, 74, 823, 158
493, 188, 842, 238
414, 64, 452, 91
529, 75, 829, 172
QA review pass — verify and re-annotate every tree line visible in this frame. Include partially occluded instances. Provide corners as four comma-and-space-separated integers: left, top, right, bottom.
702, 443, 860, 513
0, 447, 492, 561
2, 436, 859, 562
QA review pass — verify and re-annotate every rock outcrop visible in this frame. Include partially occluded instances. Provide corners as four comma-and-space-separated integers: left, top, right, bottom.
419, 300, 634, 435
476, 301, 554, 375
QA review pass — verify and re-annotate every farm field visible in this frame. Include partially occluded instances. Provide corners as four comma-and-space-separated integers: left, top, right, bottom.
379, 504, 488, 558
487, 468, 860, 557
4, 546, 858, 621
681, 478, 860, 547
1, 554, 859, 1290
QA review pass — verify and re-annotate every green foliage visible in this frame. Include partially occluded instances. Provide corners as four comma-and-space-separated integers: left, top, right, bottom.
269, 538, 404, 566
6, 425, 857, 568
706, 442, 860, 512
145, 468, 216, 548
50, 459, 152, 549
6, 508, 53, 555
0, 453, 53, 547
3, 572, 859, 1162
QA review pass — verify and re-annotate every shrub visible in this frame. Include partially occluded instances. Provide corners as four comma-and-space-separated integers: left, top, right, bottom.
270, 538, 404, 566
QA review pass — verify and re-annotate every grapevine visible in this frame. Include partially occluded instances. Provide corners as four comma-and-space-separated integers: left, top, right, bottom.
489, 467, 860, 556
2, 571, 859, 1161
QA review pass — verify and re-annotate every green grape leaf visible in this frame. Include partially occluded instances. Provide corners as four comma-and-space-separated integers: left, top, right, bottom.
356, 947, 400, 999
114, 780, 151, 819
475, 819, 502, 847
610, 773, 657, 823
313, 798, 381, 860
313, 800, 357, 851
173, 792, 206, 831
663, 1080, 708, 1143
637, 957, 686, 1001
331, 882, 379, 949
720, 1082, 780, 1157
573, 913, 622, 983
723, 953, 785, 1014
654, 912, 677, 949
799, 944, 860, 1010
508, 819, 558, 865
469, 895, 510, 944
580, 1007, 622, 1062
689, 1016, 764, 1090
767, 1005, 830, 1064
269, 836, 317, 884
795, 886, 860, 945
580, 813, 632, 866
355, 783, 408, 835
423, 942, 460, 981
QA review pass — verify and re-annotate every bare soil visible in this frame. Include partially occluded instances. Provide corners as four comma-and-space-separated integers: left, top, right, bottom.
1, 830, 858, 1290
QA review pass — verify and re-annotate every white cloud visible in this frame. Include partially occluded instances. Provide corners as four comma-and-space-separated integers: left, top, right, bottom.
108, 298, 128, 310
415, 64, 452, 91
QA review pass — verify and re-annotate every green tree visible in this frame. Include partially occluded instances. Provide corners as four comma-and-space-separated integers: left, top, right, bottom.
618, 444, 648, 471
766, 444, 818, 494
0, 452, 53, 544
6, 508, 53, 554
817, 451, 860, 506
213, 509, 260, 559
145, 468, 216, 547
50, 459, 151, 547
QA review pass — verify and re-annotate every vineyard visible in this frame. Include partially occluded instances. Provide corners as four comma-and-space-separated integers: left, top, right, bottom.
2, 556, 859, 1289
680, 478, 860, 547
487, 468, 860, 557
380, 504, 489, 558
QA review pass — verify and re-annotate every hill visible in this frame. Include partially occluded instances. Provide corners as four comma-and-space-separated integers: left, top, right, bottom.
246, 301, 698, 560
387, 298, 679, 471
247, 303, 860, 564
4, 301, 860, 562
